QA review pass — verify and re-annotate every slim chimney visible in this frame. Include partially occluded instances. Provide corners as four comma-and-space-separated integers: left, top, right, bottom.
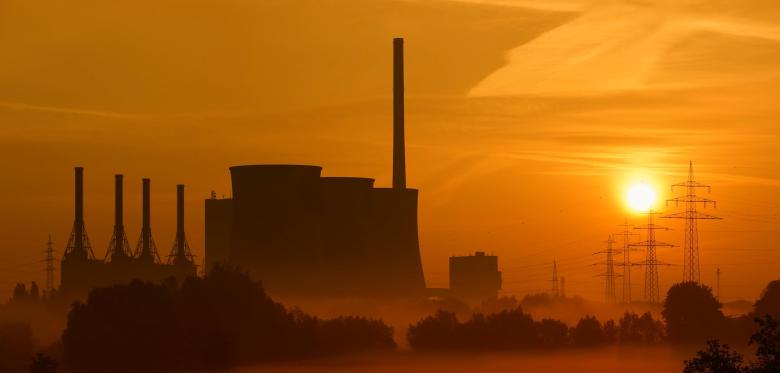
115, 174, 123, 229
393, 37, 406, 189
135, 178, 160, 263
74, 167, 84, 249
64, 166, 94, 261
106, 174, 130, 262
167, 183, 193, 266
142, 178, 150, 240
176, 184, 185, 253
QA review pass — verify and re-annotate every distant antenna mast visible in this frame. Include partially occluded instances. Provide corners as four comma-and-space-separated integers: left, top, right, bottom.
662, 162, 721, 283
45, 235, 56, 293
631, 211, 674, 303
551, 260, 559, 297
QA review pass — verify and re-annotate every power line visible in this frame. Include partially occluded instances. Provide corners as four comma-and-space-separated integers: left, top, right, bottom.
45, 235, 56, 293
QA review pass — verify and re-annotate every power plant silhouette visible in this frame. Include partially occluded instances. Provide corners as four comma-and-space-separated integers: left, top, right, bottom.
58, 38, 501, 301
205, 38, 426, 297
60, 168, 196, 296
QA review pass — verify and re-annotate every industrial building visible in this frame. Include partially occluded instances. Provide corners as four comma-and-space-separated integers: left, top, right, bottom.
60, 167, 197, 297
204, 38, 426, 297
449, 252, 502, 300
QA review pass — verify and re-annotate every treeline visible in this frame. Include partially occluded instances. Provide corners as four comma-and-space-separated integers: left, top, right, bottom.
407, 308, 663, 350
61, 266, 395, 372
408, 280, 780, 351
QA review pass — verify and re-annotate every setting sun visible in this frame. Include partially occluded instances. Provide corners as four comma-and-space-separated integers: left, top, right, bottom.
627, 182, 656, 212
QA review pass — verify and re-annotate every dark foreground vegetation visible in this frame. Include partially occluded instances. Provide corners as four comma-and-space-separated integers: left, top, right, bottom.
407, 280, 780, 351
0, 275, 777, 372
60, 266, 395, 372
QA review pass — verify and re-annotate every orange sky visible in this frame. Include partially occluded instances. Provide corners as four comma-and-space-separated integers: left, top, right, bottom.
1, 0, 779, 302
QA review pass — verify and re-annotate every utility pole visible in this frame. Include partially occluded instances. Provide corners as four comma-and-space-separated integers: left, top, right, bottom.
716, 267, 721, 300
631, 211, 674, 303
561, 277, 566, 299
551, 260, 559, 297
663, 162, 721, 283
45, 235, 56, 293
616, 220, 639, 303
593, 235, 621, 303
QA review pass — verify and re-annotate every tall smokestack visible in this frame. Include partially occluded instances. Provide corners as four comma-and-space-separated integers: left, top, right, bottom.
135, 178, 160, 263
64, 166, 94, 261
176, 184, 185, 252
167, 183, 193, 266
393, 37, 406, 190
106, 174, 131, 262
142, 178, 150, 238
74, 167, 84, 249
115, 174, 123, 229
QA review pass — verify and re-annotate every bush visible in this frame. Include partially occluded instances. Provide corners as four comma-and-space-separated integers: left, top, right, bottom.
0, 321, 34, 373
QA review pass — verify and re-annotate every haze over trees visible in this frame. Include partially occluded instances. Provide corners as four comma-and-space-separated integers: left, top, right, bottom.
61, 266, 395, 372
406, 308, 665, 350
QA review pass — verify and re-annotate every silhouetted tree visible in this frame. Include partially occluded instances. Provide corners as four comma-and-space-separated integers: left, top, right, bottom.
62, 266, 395, 372
407, 310, 460, 350
754, 280, 780, 320
571, 315, 604, 346
683, 315, 780, 373
0, 321, 34, 373
683, 340, 745, 373
478, 296, 518, 315
480, 308, 537, 349
663, 282, 725, 343
537, 318, 569, 347
603, 319, 617, 344
748, 315, 779, 372
12, 284, 27, 303
316, 316, 396, 354
29, 282, 40, 302
29, 353, 58, 373
521, 293, 553, 308
618, 312, 665, 344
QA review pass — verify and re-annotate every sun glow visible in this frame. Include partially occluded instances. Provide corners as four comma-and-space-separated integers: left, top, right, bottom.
626, 182, 656, 212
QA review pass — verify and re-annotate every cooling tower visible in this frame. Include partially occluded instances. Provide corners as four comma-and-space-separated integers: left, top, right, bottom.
205, 197, 233, 273
228, 165, 323, 294
367, 187, 426, 295
319, 177, 374, 294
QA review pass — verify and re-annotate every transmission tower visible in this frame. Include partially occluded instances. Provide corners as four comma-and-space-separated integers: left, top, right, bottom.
593, 235, 621, 303
45, 235, 56, 293
662, 161, 721, 284
615, 220, 639, 303
551, 260, 559, 297
631, 211, 674, 303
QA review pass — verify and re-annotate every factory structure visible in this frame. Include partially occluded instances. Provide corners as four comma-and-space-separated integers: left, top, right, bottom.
60, 168, 196, 297
449, 252, 502, 301
56, 38, 500, 302
204, 38, 426, 297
